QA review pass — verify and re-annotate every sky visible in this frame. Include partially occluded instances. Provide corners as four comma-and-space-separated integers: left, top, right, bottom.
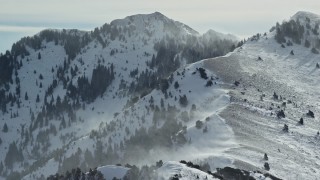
0, 0, 319, 53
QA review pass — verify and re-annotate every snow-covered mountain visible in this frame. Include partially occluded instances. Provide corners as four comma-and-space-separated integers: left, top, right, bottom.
0, 12, 237, 179
202, 11, 320, 179
1, 10, 320, 180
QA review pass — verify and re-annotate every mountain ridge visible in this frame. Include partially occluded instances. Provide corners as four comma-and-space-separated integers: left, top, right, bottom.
0, 12, 237, 180
1, 10, 320, 180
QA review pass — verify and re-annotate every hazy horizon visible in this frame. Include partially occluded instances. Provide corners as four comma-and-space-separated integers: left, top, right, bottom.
1, 0, 319, 53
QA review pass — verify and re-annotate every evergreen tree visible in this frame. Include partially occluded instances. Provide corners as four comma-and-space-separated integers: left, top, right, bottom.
264, 162, 270, 171
198, 68, 208, 79
283, 124, 289, 132
299, 118, 304, 125
311, 47, 319, 54
38, 52, 41, 59
206, 80, 213, 87
36, 94, 40, 103
290, 50, 294, 55
277, 110, 285, 119
25, 92, 28, 100
307, 110, 315, 118
0, 161, 3, 174
179, 95, 188, 107
305, 39, 311, 48
4, 141, 24, 169
60, 116, 66, 129
264, 153, 268, 160
2, 123, 8, 133
195, 120, 203, 129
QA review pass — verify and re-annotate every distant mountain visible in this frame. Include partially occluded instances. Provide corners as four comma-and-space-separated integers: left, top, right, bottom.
0, 12, 237, 179
203, 29, 239, 42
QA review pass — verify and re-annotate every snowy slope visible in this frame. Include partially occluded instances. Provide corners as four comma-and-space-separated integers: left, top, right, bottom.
96, 165, 130, 180
0, 12, 237, 179
157, 161, 218, 180
203, 11, 320, 179
4, 10, 320, 180
23, 59, 237, 179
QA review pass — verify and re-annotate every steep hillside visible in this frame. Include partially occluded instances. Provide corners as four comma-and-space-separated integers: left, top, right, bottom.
204, 11, 320, 179
3, 10, 319, 180
0, 12, 237, 179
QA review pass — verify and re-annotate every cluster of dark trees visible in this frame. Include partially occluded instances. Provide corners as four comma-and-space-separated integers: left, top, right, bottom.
274, 18, 320, 54
128, 68, 158, 96
148, 39, 181, 77
68, 64, 115, 102
124, 104, 185, 159
4, 142, 24, 169
197, 67, 208, 79
179, 95, 188, 107
47, 158, 282, 180
0, 51, 21, 113
0, 51, 14, 85
48, 167, 105, 180
48, 159, 167, 180
10, 29, 91, 61
275, 20, 305, 44
130, 34, 235, 97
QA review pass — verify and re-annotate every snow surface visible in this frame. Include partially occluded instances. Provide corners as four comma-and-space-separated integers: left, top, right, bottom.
96, 165, 130, 180
0, 12, 238, 180
157, 161, 218, 180
203, 12, 320, 179
3, 10, 320, 180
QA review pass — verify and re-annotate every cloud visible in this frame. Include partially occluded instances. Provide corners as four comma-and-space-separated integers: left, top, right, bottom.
0, 0, 319, 48
0, 25, 45, 33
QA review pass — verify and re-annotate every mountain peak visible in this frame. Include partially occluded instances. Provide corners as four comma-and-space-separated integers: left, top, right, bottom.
292, 11, 320, 23
110, 12, 170, 26
110, 12, 199, 36
203, 29, 239, 41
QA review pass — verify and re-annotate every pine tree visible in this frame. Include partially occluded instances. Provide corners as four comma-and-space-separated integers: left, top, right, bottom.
4, 141, 24, 169
25, 92, 28, 100
305, 39, 311, 48
290, 50, 294, 55
38, 52, 41, 60
179, 95, 188, 107
196, 120, 203, 129
283, 124, 289, 132
264, 153, 268, 160
2, 123, 8, 133
299, 118, 304, 125
273, 92, 278, 100
0, 161, 3, 174
264, 162, 270, 171
307, 110, 315, 118
277, 110, 285, 119
36, 94, 40, 103
174, 81, 179, 89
